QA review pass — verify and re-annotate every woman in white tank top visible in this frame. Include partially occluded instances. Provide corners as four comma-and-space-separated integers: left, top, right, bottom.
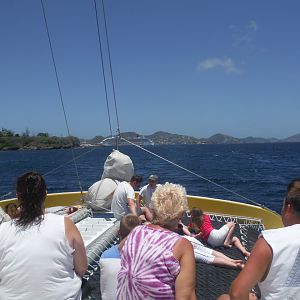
0, 172, 87, 300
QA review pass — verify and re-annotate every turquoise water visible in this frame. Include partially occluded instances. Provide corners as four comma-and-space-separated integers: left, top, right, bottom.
1, 143, 300, 213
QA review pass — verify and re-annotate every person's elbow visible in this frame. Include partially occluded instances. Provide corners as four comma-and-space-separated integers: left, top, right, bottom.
229, 285, 247, 300
75, 261, 88, 278
74, 252, 88, 277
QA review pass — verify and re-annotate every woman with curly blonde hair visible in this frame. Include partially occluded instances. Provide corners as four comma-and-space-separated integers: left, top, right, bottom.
117, 182, 196, 300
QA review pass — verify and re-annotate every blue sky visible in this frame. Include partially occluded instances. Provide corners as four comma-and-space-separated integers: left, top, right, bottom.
0, 0, 299, 139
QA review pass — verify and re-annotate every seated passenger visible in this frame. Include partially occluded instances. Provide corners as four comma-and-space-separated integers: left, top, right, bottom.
99, 214, 141, 300
218, 179, 300, 300
117, 183, 196, 300
189, 207, 250, 257
111, 175, 152, 221
85, 150, 134, 211
0, 172, 87, 300
137, 174, 161, 209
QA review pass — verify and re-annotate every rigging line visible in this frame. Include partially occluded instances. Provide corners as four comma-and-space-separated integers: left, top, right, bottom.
40, 0, 83, 195
42, 146, 101, 177
93, 0, 113, 137
120, 137, 274, 212
0, 192, 13, 200
100, 0, 121, 134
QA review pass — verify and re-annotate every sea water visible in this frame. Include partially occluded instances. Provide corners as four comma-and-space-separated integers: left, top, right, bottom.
0, 143, 300, 213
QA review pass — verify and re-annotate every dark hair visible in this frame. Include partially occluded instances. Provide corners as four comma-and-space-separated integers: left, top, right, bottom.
286, 179, 300, 216
130, 175, 143, 184
16, 172, 47, 228
189, 207, 204, 234
119, 214, 141, 240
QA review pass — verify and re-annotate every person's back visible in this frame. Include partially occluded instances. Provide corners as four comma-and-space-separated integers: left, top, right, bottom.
0, 213, 82, 300
111, 181, 134, 219
117, 224, 182, 299
258, 224, 300, 299
0, 171, 86, 300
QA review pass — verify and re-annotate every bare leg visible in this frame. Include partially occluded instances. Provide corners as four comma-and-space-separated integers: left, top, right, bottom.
212, 249, 244, 263
231, 236, 251, 257
224, 222, 235, 247
212, 257, 244, 269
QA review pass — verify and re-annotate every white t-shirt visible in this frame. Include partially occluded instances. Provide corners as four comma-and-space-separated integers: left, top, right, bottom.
0, 213, 82, 300
139, 184, 161, 207
111, 181, 135, 220
258, 224, 300, 300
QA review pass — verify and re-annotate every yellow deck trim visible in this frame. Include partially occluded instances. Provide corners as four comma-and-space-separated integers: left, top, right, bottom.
1, 191, 282, 229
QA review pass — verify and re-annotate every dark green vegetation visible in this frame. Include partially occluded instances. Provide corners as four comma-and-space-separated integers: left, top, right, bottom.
0, 128, 80, 151
2, 128, 300, 150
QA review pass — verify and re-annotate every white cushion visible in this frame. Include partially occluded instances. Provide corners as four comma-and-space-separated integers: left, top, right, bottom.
99, 258, 120, 300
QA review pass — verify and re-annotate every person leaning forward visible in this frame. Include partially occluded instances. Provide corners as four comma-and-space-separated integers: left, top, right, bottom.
111, 175, 152, 221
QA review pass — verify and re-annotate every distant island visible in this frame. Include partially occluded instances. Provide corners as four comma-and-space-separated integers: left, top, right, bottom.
81, 131, 300, 146
0, 128, 80, 151
1, 128, 300, 151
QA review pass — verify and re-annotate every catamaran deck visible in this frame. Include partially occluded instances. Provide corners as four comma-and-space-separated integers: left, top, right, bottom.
75, 211, 262, 300
0, 206, 263, 299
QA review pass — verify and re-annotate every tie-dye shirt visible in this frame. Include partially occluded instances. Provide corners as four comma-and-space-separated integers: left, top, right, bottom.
117, 225, 182, 300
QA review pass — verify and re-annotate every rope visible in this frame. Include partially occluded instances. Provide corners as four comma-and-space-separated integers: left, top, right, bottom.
120, 137, 276, 213
42, 146, 100, 177
93, 0, 113, 137
100, 0, 121, 134
40, 0, 83, 195
0, 191, 13, 200
0, 146, 101, 200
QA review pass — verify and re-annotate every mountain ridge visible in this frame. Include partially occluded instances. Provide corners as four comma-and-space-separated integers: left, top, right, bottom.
82, 131, 300, 145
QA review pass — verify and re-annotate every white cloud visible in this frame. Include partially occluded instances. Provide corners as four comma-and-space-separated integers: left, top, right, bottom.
230, 20, 258, 47
197, 57, 239, 73
249, 20, 258, 32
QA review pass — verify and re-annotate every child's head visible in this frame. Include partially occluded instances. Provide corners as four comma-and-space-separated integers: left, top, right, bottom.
189, 207, 204, 234
119, 214, 141, 240
190, 207, 203, 219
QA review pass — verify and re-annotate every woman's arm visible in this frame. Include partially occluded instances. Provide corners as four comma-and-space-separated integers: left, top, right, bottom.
65, 217, 88, 277
173, 238, 196, 300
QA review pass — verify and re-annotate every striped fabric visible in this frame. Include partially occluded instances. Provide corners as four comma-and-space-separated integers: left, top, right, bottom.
117, 225, 182, 300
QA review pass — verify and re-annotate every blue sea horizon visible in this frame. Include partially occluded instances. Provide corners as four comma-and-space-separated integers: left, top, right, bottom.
1, 143, 300, 214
